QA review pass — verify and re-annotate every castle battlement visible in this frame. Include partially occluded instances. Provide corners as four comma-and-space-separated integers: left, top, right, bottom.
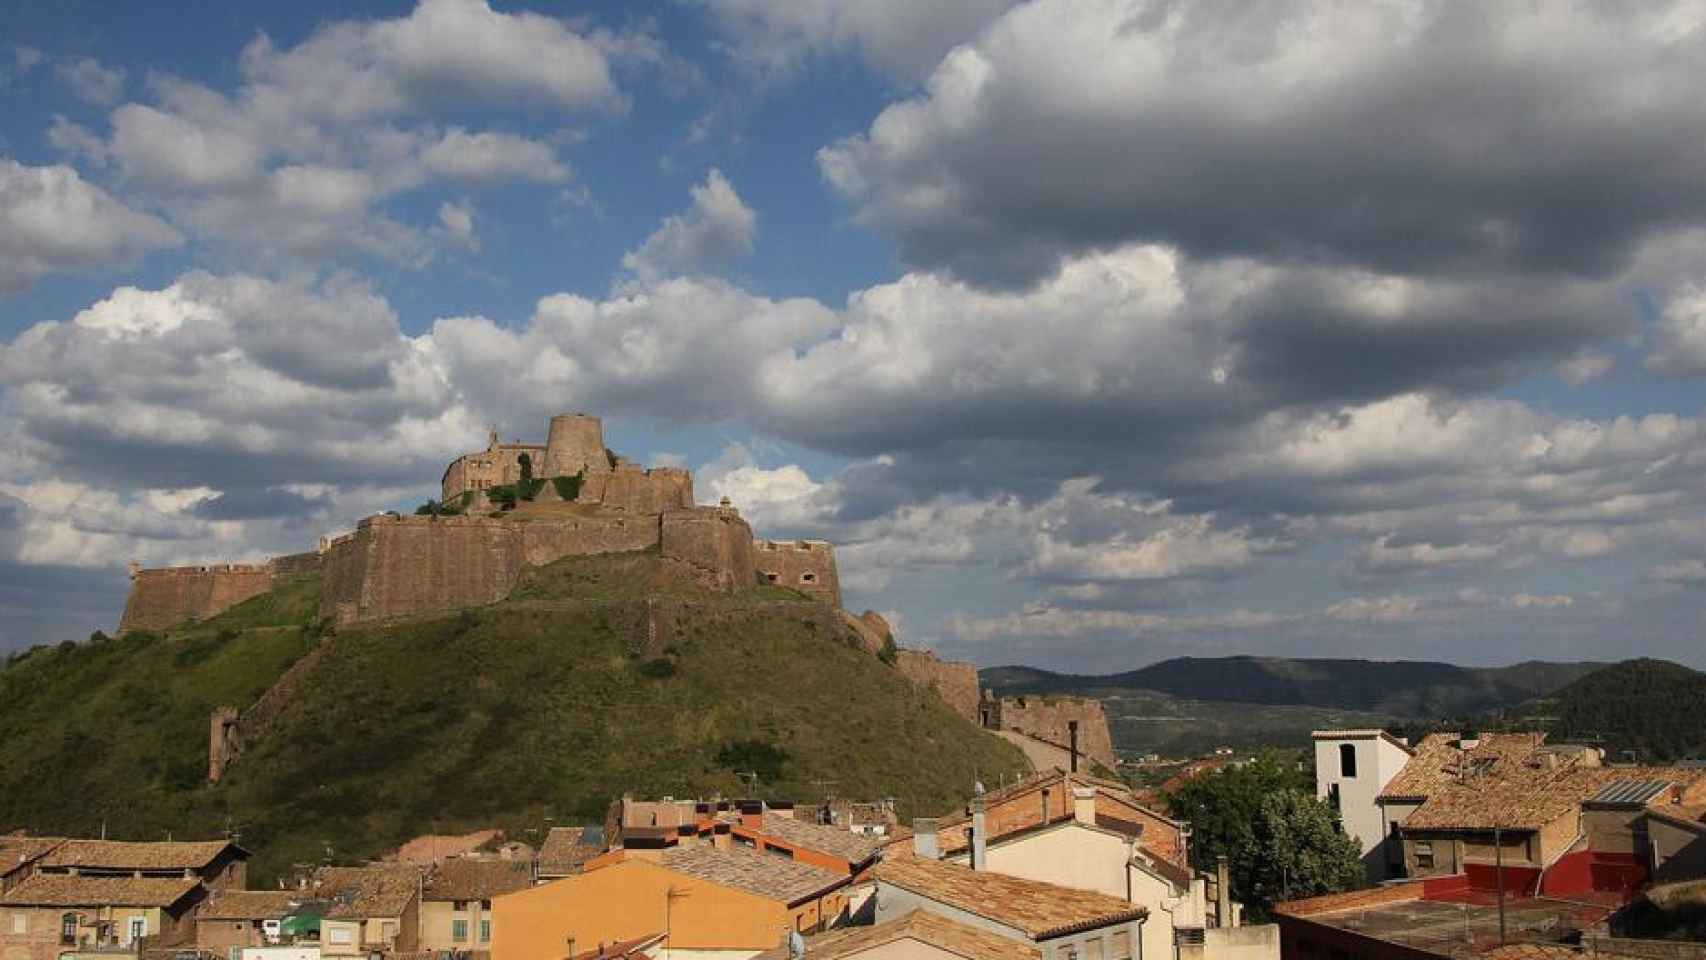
120, 412, 845, 632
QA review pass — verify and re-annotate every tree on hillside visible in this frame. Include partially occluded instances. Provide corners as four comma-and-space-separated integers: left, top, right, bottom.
1165, 754, 1363, 919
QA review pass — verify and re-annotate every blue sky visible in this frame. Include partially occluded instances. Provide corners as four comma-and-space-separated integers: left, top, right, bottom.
2, 0, 1705, 671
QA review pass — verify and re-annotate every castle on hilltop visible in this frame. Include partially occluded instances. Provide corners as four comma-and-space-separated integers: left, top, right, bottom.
120, 413, 839, 632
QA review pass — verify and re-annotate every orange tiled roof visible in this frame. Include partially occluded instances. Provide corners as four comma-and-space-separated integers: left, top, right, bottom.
537, 827, 603, 877
655, 845, 845, 906
1378, 733, 1547, 801
317, 863, 422, 918
756, 815, 885, 865
391, 829, 503, 866
0, 834, 66, 874
0, 872, 199, 908
200, 889, 303, 920
423, 857, 531, 901
872, 857, 1145, 940
40, 839, 238, 871
752, 910, 1041, 960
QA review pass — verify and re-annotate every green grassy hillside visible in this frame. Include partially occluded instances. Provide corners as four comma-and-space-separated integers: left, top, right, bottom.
1512, 658, 1706, 763
0, 553, 1026, 879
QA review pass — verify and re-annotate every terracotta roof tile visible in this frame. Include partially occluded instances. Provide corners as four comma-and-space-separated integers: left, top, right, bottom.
872, 857, 1146, 939
757, 816, 885, 865
0, 835, 66, 874
423, 858, 532, 901
538, 827, 603, 877
316, 864, 421, 918
654, 845, 845, 905
752, 910, 1041, 960
200, 890, 304, 920
40, 839, 237, 871
0, 873, 199, 908
391, 830, 503, 866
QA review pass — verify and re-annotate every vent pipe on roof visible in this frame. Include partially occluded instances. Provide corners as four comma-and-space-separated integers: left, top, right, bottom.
1070, 721, 1080, 773
971, 799, 987, 871
912, 819, 939, 860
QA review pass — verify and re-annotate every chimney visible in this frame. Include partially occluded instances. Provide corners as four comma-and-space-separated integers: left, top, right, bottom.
970, 798, 987, 871
1073, 786, 1096, 826
739, 800, 764, 831
912, 818, 939, 859
1069, 721, 1080, 773
1216, 855, 1232, 928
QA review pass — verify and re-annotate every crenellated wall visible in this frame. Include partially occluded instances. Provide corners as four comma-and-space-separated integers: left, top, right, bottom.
895, 649, 981, 725
119, 563, 277, 633
981, 693, 1118, 771
583, 463, 694, 514
753, 539, 841, 606
321, 508, 760, 625
659, 508, 757, 591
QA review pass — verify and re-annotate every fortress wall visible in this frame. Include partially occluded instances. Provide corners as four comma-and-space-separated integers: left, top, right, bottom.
118, 564, 275, 634
544, 414, 609, 478
519, 514, 660, 567
442, 444, 546, 502
321, 515, 524, 625
838, 609, 888, 656
597, 465, 696, 514
988, 695, 1118, 771
269, 551, 323, 577
659, 508, 757, 592
754, 539, 841, 606
895, 649, 980, 724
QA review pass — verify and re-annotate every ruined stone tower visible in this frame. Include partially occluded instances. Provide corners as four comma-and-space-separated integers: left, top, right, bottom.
544, 413, 611, 479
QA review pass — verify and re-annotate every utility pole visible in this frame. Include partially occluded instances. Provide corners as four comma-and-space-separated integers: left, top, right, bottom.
1494, 824, 1507, 945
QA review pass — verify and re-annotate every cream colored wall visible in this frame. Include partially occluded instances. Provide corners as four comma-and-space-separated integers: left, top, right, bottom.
419, 900, 493, 951
1129, 867, 1179, 960
320, 920, 362, 957
976, 826, 1131, 898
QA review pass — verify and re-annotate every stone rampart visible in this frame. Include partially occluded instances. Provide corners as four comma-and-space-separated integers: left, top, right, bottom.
321, 515, 525, 625
591, 464, 695, 514
982, 694, 1118, 771
895, 649, 980, 724
518, 514, 659, 567
659, 508, 756, 591
118, 563, 276, 634
754, 539, 841, 606
322, 508, 763, 625
209, 636, 337, 781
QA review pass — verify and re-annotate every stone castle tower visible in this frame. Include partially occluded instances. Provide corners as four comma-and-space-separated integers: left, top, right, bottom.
543, 413, 610, 479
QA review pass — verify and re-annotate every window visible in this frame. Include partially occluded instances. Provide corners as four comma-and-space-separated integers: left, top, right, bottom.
11, 913, 25, 935
328, 928, 353, 946
128, 917, 146, 944
480, 900, 491, 912
801, 573, 816, 583
480, 920, 490, 943
453, 900, 469, 912
381, 921, 397, 943
452, 919, 468, 943
1416, 841, 1435, 869
1339, 743, 1358, 778
61, 913, 77, 945
1327, 783, 1340, 811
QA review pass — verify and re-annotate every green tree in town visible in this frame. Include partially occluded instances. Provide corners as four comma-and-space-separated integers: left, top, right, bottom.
1165, 753, 1362, 919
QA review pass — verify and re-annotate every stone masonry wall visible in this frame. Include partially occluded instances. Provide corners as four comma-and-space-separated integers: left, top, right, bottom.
987, 695, 1118, 771
659, 508, 756, 591
895, 649, 980, 725
753, 539, 841, 605
590, 464, 695, 514
322, 509, 763, 625
119, 564, 276, 633
321, 515, 524, 625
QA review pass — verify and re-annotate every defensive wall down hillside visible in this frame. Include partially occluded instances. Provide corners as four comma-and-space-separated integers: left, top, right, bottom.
980, 692, 1118, 772
118, 553, 319, 634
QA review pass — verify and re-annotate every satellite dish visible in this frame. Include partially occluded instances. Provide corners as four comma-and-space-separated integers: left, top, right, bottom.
787, 930, 806, 960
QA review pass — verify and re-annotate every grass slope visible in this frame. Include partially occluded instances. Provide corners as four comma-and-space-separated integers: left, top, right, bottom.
1512, 658, 1706, 763
0, 554, 1025, 880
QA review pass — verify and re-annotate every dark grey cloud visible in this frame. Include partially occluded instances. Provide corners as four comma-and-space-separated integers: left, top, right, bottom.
192, 487, 332, 522
821, 0, 1706, 289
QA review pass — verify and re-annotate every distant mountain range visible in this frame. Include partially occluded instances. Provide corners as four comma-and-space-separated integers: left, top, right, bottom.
981, 655, 1603, 718
983, 655, 1706, 764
